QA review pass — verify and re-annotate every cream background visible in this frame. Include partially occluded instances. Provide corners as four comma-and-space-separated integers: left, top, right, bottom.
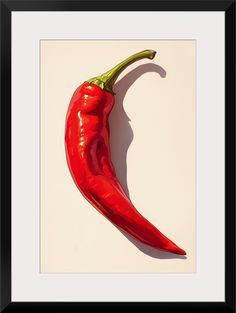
41, 40, 195, 272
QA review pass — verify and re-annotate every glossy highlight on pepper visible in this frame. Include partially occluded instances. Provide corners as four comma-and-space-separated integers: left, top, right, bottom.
65, 50, 186, 255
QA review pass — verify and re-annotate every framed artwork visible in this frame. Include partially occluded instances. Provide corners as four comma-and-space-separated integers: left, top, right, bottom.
1, 0, 235, 312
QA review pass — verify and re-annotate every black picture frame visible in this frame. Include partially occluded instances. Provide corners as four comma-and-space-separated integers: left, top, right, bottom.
1, 0, 235, 312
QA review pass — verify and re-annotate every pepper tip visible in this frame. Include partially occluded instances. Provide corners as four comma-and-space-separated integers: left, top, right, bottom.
174, 247, 186, 255
164, 242, 186, 255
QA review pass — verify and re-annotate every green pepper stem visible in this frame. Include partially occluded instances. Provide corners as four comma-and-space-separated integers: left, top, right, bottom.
87, 49, 156, 94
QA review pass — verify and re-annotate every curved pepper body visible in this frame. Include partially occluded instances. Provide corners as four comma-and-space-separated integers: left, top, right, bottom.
65, 82, 186, 255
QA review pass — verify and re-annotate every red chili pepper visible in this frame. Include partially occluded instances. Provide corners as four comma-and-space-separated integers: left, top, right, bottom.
65, 50, 186, 255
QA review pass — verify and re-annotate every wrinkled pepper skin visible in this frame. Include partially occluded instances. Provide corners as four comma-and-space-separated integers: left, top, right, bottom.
65, 50, 186, 255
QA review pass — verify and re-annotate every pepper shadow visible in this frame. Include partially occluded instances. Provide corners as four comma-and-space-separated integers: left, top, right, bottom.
109, 63, 187, 260
109, 63, 166, 198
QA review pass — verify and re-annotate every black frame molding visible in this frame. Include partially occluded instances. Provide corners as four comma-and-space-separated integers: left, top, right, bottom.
1, 1, 235, 312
